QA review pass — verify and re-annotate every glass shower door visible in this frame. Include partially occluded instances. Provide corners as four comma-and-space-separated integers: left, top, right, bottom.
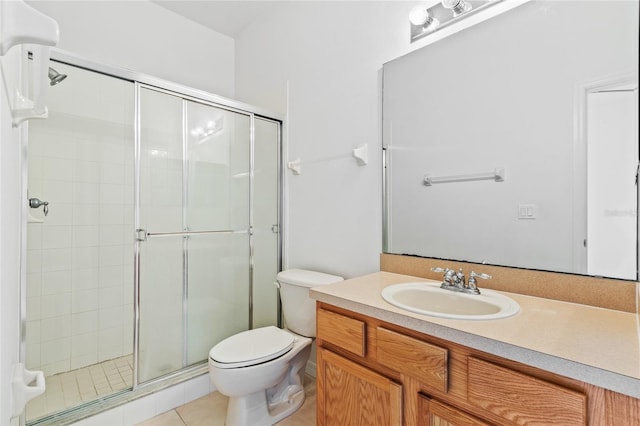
184, 100, 251, 364
25, 61, 135, 421
137, 87, 250, 383
252, 118, 282, 328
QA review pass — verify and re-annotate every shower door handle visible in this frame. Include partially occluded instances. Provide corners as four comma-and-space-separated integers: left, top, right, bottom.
135, 229, 148, 242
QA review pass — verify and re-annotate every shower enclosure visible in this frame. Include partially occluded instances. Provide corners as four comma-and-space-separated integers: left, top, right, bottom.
23, 53, 282, 423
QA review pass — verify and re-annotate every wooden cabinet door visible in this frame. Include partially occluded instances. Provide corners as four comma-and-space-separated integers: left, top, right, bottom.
419, 396, 490, 426
317, 348, 402, 426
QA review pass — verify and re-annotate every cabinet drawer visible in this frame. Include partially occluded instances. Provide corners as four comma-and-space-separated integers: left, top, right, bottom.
376, 327, 448, 392
317, 308, 366, 357
468, 357, 586, 425
419, 396, 490, 426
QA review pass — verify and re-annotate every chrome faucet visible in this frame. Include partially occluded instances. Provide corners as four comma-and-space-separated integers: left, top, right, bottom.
441, 268, 456, 286
430, 267, 491, 295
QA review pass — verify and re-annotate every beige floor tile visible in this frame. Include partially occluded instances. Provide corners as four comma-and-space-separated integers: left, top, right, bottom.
81, 391, 98, 401
93, 379, 109, 388
45, 398, 66, 413
136, 410, 186, 426
175, 392, 228, 426
46, 378, 62, 392
96, 387, 113, 396
141, 376, 317, 426
26, 398, 48, 419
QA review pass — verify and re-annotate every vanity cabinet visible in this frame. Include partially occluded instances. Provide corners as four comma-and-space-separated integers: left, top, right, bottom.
317, 348, 402, 425
316, 302, 640, 425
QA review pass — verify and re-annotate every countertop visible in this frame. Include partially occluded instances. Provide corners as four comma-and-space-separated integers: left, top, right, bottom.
310, 271, 640, 399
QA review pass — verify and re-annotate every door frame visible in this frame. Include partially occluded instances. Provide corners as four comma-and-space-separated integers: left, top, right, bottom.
572, 71, 639, 279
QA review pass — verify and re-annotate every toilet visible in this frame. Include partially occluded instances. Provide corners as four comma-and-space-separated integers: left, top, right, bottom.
208, 269, 343, 426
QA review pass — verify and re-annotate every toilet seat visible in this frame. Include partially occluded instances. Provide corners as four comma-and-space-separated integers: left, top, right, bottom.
209, 326, 295, 369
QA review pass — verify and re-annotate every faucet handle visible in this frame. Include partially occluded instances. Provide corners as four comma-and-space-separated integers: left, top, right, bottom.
454, 268, 465, 287
468, 271, 491, 289
470, 271, 491, 280
431, 267, 455, 286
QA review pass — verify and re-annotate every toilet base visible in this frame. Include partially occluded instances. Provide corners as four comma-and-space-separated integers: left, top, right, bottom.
226, 385, 305, 426
223, 342, 311, 426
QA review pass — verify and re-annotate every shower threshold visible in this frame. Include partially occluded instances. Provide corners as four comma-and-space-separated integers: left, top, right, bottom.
27, 355, 133, 422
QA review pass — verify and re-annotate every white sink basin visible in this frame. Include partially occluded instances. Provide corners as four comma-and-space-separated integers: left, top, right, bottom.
381, 282, 520, 320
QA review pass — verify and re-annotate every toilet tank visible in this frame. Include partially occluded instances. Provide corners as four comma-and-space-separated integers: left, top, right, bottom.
276, 269, 343, 337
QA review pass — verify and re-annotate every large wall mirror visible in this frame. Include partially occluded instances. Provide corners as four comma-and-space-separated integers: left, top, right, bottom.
383, 0, 639, 280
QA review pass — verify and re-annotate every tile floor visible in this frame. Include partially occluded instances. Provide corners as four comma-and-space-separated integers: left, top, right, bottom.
27, 355, 134, 421
136, 376, 316, 426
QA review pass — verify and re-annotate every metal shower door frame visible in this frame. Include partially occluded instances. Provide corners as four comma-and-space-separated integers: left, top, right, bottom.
132, 82, 283, 388
19, 48, 284, 424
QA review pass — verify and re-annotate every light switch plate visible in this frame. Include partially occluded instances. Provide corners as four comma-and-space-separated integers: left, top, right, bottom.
518, 204, 537, 220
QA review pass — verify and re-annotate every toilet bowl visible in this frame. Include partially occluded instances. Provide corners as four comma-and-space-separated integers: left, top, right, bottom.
209, 327, 311, 425
208, 269, 343, 426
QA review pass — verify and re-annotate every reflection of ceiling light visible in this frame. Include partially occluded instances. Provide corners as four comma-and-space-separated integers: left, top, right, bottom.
232, 172, 250, 179
409, 6, 439, 32
190, 117, 225, 142
150, 149, 168, 157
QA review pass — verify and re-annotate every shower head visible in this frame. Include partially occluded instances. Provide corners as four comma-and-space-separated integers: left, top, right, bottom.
48, 67, 67, 86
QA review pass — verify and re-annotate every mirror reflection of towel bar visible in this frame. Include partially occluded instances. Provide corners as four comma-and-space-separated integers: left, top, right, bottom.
424, 167, 505, 186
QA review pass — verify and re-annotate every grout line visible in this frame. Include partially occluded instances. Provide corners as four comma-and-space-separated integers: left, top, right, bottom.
174, 409, 189, 426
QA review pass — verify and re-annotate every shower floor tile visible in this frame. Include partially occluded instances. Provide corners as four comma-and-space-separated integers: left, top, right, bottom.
26, 354, 134, 422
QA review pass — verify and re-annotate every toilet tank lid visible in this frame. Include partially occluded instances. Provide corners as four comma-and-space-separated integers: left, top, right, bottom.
276, 269, 343, 288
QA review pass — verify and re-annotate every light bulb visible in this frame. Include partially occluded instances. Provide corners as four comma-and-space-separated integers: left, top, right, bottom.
409, 5, 439, 31
441, 0, 472, 16
409, 6, 430, 26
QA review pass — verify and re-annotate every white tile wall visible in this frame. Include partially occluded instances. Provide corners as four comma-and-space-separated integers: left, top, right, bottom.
26, 75, 135, 376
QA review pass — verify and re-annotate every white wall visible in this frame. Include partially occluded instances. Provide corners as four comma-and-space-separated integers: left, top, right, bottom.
27, 1, 235, 98
234, 1, 524, 279
235, 1, 428, 279
0, 46, 24, 426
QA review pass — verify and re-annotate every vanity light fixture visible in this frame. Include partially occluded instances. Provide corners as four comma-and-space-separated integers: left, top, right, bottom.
409, 0, 506, 43
409, 5, 440, 33
442, 0, 473, 17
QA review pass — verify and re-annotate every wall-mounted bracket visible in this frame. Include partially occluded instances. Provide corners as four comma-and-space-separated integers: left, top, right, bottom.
1, 0, 59, 126
10, 363, 45, 420
352, 144, 368, 166
0, 0, 59, 55
287, 157, 302, 175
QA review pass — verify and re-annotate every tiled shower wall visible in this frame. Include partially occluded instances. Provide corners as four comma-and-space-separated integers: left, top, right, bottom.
26, 114, 134, 376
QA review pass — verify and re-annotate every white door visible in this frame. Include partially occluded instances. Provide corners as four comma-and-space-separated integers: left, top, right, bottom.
586, 88, 638, 279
